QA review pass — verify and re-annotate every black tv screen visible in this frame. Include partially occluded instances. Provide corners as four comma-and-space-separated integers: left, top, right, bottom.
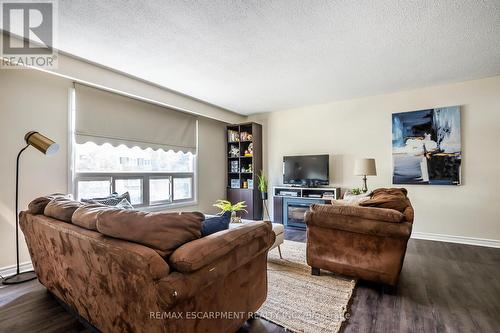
283, 155, 329, 187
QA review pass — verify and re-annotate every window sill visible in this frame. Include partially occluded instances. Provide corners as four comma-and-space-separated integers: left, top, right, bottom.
139, 201, 198, 212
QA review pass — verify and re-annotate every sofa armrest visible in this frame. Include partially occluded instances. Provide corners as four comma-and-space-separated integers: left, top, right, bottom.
157, 221, 274, 309
169, 221, 274, 273
306, 204, 412, 238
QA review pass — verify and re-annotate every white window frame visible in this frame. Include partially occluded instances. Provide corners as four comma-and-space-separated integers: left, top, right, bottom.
68, 87, 198, 210
75, 172, 195, 208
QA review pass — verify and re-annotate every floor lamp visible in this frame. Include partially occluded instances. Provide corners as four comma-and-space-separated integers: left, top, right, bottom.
2, 131, 59, 285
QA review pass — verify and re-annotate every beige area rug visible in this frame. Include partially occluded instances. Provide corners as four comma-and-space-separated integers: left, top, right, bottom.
257, 240, 356, 333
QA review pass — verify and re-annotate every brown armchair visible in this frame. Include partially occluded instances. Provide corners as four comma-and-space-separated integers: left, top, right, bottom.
305, 189, 413, 286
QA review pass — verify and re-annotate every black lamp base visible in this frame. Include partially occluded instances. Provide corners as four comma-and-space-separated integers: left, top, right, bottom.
2, 270, 37, 285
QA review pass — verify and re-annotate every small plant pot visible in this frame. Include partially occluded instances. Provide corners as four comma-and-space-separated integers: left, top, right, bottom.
231, 211, 242, 223
261, 192, 268, 200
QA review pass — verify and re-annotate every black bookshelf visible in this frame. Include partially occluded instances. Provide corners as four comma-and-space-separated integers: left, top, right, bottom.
226, 122, 263, 220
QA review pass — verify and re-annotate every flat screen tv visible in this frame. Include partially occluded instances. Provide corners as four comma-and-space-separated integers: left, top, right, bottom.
283, 155, 329, 187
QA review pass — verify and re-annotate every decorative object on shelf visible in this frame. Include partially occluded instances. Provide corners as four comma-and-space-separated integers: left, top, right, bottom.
243, 181, 248, 189
354, 158, 377, 193
230, 160, 239, 173
228, 130, 240, 142
244, 143, 253, 157
3, 131, 59, 285
257, 171, 270, 220
241, 163, 253, 173
229, 145, 240, 157
213, 199, 248, 224
230, 179, 240, 189
350, 188, 362, 195
247, 179, 254, 189
240, 131, 253, 141
392, 106, 461, 185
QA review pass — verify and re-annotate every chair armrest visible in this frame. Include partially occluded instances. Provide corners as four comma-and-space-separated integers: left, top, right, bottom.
306, 204, 412, 238
169, 221, 274, 273
319, 204, 405, 222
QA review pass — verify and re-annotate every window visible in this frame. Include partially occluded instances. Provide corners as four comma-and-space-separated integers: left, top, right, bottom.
74, 142, 195, 207
76, 178, 111, 200
149, 178, 171, 204
115, 178, 143, 205
173, 177, 193, 200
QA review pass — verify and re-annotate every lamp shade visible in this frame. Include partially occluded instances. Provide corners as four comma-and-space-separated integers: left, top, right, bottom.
24, 131, 59, 155
354, 158, 377, 176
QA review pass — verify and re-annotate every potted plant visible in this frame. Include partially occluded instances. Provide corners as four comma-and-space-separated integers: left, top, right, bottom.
351, 188, 362, 195
257, 171, 268, 200
213, 199, 248, 223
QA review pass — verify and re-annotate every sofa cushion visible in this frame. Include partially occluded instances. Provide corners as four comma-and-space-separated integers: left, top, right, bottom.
96, 209, 204, 257
201, 211, 231, 236
72, 203, 112, 230
359, 188, 411, 213
332, 197, 370, 206
28, 194, 70, 215
44, 197, 83, 222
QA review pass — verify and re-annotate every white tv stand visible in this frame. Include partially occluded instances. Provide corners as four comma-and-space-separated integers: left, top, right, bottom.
273, 186, 341, 230
273, 186, 341, 200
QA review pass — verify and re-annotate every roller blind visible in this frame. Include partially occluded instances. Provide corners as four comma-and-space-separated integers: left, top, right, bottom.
75, 84, 197, 153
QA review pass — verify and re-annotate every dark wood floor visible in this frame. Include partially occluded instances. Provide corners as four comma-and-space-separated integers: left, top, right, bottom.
2, 228, 500, 333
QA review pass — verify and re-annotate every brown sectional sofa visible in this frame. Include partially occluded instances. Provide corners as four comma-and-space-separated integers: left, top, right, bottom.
20, 196, 275, 333
305, 188, 413, 286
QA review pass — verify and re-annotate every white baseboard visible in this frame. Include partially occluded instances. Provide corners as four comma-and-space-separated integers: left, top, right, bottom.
411, 232, 500, 248
0, 261, 34, 278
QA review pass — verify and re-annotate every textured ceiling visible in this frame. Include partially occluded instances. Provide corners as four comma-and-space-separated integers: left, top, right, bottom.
55, 0, 500, 114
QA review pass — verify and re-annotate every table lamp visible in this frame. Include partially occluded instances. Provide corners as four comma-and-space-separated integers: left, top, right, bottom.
2, 131, 59, 285
354, 158, 377, 193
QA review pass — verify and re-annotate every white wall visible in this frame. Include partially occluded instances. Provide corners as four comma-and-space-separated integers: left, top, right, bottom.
0, 68, 227, 269
249, 75, 500, 243
0, 69, 70, 269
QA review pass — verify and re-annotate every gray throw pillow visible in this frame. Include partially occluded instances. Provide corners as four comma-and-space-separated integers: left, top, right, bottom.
116, 198, 134, 210
82, 192, 131, 206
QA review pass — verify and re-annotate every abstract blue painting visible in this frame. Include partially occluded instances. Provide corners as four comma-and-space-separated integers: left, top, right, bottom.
392, 106, 461, 185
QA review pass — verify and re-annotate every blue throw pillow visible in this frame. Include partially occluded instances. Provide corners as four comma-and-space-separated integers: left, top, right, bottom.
201, 211, 232, 236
